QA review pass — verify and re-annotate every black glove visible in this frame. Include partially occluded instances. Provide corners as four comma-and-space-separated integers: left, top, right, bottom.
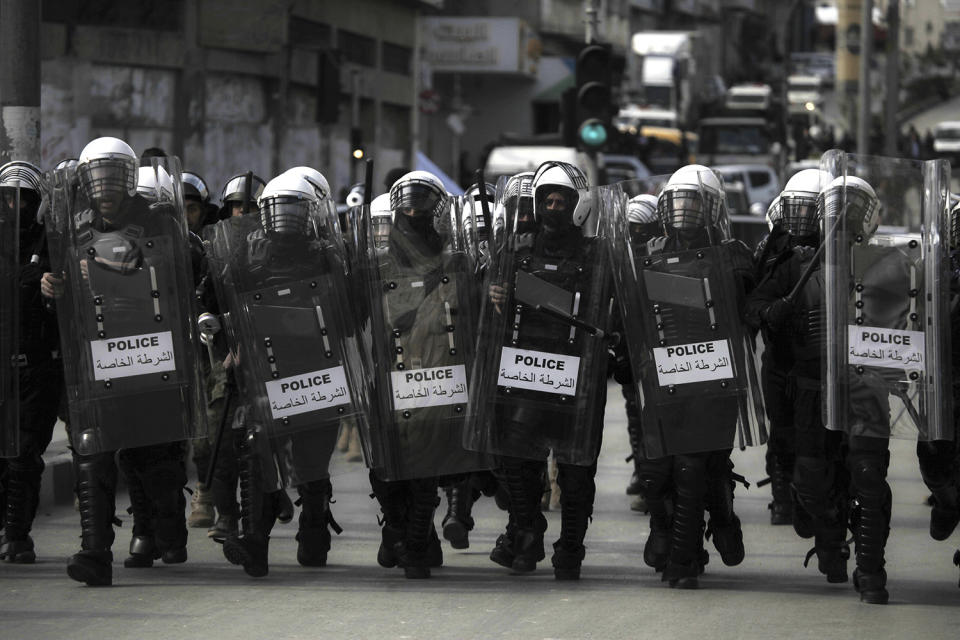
762, 297, 794, 333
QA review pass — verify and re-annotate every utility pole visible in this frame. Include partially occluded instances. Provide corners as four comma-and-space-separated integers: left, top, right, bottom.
584, 0, 599, 45
0, 0, 42, 165
350, 70, 360, 185
883, 0, 900, 156
857, 0, 874, 154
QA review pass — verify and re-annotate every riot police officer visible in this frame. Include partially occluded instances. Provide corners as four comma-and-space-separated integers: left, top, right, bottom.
747, 173, 891, 602
753, 170, 832, 525
475, 162, 612, 580
0, 161, 64, 564
207, 172, 351, 577
631, 165, 757, 588
41, 137, 202, 585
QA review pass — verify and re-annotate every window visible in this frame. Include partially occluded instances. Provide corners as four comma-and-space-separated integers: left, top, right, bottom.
290, 19, 331, 50
382, 42, 411, 75
339, 30, 376, 68
748, 171, 772, 188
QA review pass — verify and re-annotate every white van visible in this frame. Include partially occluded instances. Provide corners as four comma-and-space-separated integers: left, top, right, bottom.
933, 121, 960, 160
483, 146, 596, 185
725, 84, 772, 113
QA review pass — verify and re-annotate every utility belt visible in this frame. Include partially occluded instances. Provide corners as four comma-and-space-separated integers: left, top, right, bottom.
15, 349, 61, 368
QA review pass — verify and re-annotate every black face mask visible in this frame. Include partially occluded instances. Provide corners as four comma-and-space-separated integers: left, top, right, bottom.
402, 213, 434, 235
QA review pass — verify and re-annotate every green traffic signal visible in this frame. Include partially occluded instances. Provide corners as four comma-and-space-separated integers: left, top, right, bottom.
578, 120, 608, 148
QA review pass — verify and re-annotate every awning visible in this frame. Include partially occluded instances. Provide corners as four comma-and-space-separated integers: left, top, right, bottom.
416, 151, 464, 196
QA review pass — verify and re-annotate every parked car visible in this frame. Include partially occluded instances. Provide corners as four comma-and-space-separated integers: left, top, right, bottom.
712, 164, 780, 215
697, 117, 779, 169
601, 154, 651, 185
933, 121, 960, 164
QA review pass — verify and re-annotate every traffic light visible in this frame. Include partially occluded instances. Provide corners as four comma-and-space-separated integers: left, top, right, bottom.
350, 127, 364, 160
574, 43, 613, 152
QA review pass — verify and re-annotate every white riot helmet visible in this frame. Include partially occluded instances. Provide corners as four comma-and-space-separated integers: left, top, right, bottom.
656, 164, 725, 233
136, 165, 175, 203
370, 192, 393, 248
463, 182, 495, 235
220, 173, 266, 217
284, 166, 331, 201
257, 172, 319, 237
819, 175, 880, 243
182, 171, 211, 204
389, 170, 447, 219
54, 158, 78, 172
77, 137, 138, 207
532, 161, 590, 227
627, 193, 658, 225
779, 169, 833, 238
0, 161, 43, 194
499, 172, 535, 235
765, 195, 782, 232
627, 193, 660, 245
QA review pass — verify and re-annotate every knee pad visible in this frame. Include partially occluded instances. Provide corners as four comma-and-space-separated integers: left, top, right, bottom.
848, 451, 890, 505
673, 455, 707, 496
792, 456, 835, 518
638, 457, 673, 498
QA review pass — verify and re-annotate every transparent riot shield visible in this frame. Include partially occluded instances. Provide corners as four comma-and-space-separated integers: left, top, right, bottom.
822, 151, 952, 442
46, 156, 206, 455
204, 203, 368, 488
605, 174, 766, 459
0, 185, 21, 457
356, 191, 488, 481
466, 182, 615, 466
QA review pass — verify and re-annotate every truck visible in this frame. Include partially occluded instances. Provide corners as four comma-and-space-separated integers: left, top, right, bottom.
629, 31, 713, 129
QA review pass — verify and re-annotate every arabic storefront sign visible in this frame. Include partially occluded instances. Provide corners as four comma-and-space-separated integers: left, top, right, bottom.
392, 364, 469, 410
847, 326, 925, 371
90, 331, 177, 381
421, 16, 535, 75
653, 339, 733, 386
265, 366, 351, 419
497, 347, 580, 396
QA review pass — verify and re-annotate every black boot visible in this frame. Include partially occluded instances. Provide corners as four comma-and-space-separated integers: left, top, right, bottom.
66, 453, 117, 586
552, 464, 596, 580
0, 459, 41, 563
766, 449, 795, 526
369, 471, 407, 568
442, 477, 476, 550
138, 449, 189, 565
794, 456, 849, 582
222, 430, 275, 578
704, 453, 745, 567
663, 455, 707, 589
638, 457, 673, 572
397, 478, 440, 579
624, 399, 643, 496
850, 452, 891, 605
296, 479, 342, 567
489, 508, 518, 569
929, 484, 960, 542
497, 460, 547, 573
208, 429, 241, 542
117, 453, 158, 569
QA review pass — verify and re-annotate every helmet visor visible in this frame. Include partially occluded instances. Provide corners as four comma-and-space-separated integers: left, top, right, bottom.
260, 196, 312, 236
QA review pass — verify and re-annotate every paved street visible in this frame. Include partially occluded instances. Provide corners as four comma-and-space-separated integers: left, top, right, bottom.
2, 380, 959, 640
